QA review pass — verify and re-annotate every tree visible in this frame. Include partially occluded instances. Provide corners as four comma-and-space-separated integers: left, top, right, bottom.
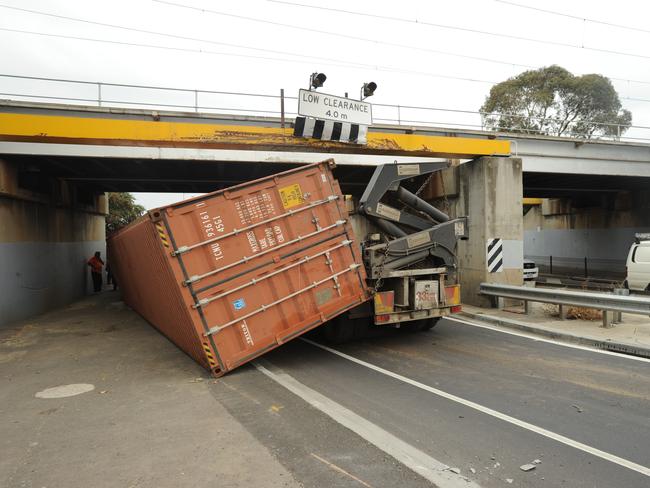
480, 65, 632, 139
106, 192, 145, 235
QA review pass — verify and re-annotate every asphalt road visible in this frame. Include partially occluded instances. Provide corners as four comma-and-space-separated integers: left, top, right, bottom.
213, 317, 650, 488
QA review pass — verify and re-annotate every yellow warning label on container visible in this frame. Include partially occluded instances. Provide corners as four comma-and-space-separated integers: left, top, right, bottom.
279, 183, 305, 209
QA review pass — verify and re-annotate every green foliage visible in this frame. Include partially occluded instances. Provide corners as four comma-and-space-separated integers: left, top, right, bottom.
480, 65, 632, 138
106, 192, 145, 235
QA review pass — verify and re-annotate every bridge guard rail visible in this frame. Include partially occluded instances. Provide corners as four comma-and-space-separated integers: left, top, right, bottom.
479, 283, 650, 328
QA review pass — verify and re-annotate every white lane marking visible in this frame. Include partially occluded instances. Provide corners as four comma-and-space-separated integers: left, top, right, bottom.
302, 338, 650, 478
254, 360, 481, 488
447, 316, 650, 364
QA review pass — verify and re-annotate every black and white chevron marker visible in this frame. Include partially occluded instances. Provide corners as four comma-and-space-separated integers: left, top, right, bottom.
486, 238, 504, 273
293, 116, 368, 144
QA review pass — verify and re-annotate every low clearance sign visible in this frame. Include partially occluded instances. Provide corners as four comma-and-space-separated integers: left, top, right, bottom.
298, 89, 372, 125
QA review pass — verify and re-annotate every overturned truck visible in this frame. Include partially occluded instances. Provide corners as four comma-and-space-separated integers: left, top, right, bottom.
108, 160, 466, 375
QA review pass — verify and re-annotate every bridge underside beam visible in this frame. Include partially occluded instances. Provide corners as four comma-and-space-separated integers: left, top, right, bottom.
0, 154, 379, 194
0, 112, 510, 160
524, 172, 650, 198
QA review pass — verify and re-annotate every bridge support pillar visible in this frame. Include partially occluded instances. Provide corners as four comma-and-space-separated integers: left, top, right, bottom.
447, 157, 524, 307
0, 158, 107, 327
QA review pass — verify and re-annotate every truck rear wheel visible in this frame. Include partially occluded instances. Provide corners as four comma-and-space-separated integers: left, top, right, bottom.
403, 318, 441, 332
321, 316, 370, 344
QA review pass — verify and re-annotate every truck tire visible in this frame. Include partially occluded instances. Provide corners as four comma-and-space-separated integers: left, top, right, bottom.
402, 317, 441, 332
322, 316, 355, 344
419, 317, 441, 331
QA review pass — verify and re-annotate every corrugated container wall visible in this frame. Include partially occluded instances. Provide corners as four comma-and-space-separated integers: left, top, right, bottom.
108, 161, 370, 375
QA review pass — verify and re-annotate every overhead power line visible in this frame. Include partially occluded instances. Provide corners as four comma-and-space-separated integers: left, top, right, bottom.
268, 0, 650, 61
0, 27, 498, 85
495, 0, 650, 35
0, 3, 350, 66
0, 27, 335, 66
0, 3, 645, 104
0, 3, 502, 85
152, 0, 533, 70
1, 26, 645, 107
2, 2, 649, 89
154, 0, 650, 87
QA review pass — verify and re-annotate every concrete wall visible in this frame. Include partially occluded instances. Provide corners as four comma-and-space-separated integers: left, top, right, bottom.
524, 225, 650, 276
523, 192, 650, 276
428, 157, 524, 306
0, 159, 107, 326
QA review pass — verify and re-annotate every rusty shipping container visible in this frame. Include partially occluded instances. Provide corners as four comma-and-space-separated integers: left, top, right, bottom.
108, 161, 370, 375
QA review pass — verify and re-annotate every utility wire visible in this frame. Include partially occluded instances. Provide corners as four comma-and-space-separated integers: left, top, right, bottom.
155, 0, 650, 87
495, 0, 650, 35
152, 0, 533, 70
0, 3, 351, 66
268, 0, 650, 61
0, 3, 500, 85
0, 27, 497, 85
3, 1, 649, 90
0, 4, 646, 104
0, 26, 646, 105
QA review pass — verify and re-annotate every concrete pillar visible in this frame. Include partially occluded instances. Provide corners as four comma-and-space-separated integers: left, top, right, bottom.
0, 158, 107, 327
454, 157, 524, 307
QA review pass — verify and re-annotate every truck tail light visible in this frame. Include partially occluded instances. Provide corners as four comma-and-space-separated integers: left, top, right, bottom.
450, 305, 462, 313
375, 314, 391, 323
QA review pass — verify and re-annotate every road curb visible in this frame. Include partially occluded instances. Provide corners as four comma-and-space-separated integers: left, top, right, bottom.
459, 311, 650, 359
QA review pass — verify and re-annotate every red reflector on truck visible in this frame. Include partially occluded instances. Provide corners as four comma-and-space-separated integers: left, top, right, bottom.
374, 291, 394, 314
445, 285, 461, 306
375, 314, 391, 323
451, 305, 462, 313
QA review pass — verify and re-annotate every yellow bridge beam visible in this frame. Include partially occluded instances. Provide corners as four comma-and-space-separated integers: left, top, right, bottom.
523, 198, 543, 205
0, 113, 510, 159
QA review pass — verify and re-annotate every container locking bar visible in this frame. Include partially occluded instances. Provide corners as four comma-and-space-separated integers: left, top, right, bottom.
205, 264, 362, 336
192, 240, 354, 309
172, 195, 339, 256
184, 220, 347, 285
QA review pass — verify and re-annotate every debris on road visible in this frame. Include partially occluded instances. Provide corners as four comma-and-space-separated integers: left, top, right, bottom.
448, 467, 461, 474
520, 463, 536, 472
572, 404, 584, 413
533, 459, 542, 465
566, 306, 602, 321
505, 479, 513, 484
35, 383, 95, 399
470, 467, 476, 474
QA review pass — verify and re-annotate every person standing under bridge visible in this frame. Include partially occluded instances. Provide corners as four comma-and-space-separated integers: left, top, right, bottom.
87, 251, 104, 293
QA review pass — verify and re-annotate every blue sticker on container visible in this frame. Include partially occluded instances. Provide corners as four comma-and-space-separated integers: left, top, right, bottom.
233, 298, 246, 310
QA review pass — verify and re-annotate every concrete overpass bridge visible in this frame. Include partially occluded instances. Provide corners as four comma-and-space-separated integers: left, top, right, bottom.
1, 100, 649, 325
1, 101, 650, 195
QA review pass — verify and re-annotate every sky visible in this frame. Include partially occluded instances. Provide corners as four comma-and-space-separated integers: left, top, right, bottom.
1, 0, 649, 209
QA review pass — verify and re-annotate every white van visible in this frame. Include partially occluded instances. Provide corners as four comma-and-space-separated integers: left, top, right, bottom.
625, 234, 650, 291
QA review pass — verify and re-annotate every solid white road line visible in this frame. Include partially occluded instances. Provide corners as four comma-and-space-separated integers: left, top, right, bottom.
447, 316, 650, 364
254, 360, 481, 488
301, 338, 650, 478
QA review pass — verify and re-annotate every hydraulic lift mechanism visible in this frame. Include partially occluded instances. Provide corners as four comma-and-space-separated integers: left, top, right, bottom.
323, 161, 468, 341
358, 162, 468, 279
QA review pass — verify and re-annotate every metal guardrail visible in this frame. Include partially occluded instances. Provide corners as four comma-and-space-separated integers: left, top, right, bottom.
480, 282, 650, 328
1, 73, 650, 143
